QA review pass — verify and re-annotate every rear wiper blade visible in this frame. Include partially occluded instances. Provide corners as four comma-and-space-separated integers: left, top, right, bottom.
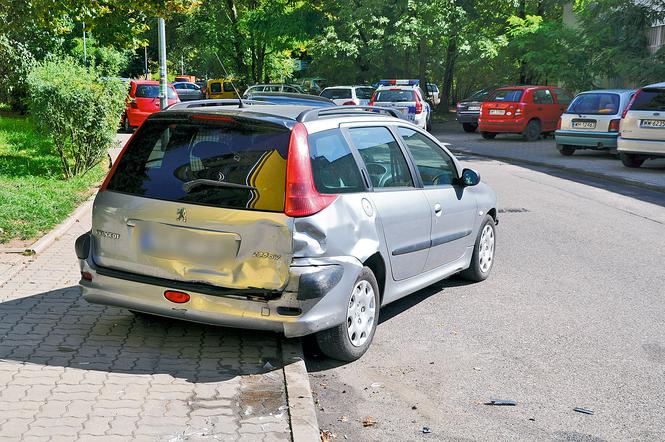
183, 179, 256, 193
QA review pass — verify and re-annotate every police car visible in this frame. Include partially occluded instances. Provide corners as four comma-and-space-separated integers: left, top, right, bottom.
370, 79, 432, 131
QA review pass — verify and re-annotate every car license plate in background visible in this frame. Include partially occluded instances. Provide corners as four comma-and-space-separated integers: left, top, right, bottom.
572, 121, 596, 129
489, 109, 505, 115
468, 106, 480, 111
641, 119, 665, 128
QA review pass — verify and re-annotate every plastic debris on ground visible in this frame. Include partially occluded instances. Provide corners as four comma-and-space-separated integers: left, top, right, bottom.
362, 416, 377, 427
422, 426, 432, 434
574, 407, 594, 415
485, 399, 517, 406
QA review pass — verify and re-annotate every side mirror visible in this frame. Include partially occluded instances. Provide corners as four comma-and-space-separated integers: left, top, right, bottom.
461, 168, 481, 186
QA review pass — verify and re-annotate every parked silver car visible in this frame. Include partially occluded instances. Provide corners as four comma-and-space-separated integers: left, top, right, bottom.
618, 82, 665, 168
76, 104, 498, 361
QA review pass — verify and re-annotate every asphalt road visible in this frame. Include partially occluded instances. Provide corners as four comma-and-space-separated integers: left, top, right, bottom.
306, 148, 665, 440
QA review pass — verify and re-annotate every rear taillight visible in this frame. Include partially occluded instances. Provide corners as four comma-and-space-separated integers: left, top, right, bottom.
609, 119, 620, 132
515, 103, 524, 116
342, 101, 355, 105
622, 90, 639, 119
557, 117, 562, 130
415, 93, 423, 114
284, 123, 337, 217
99, 130, 137, 192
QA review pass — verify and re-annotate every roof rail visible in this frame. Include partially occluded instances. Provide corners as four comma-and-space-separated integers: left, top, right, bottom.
167, 99, 273, 110
296, 105, 405, 123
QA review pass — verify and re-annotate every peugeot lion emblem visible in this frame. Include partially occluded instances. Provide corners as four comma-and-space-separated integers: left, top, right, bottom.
176, 207, 187, 223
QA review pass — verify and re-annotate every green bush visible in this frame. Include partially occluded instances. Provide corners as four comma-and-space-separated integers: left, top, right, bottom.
0, 36, 36, 113
27, 58, 126, 178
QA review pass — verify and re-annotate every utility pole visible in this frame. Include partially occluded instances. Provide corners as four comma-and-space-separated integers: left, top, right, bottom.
144, 46, 149, 79
83, 22, 87, 66
157, 18, 168, 109
181, 54, 184, 76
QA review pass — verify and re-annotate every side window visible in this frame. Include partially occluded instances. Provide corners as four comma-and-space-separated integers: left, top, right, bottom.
398, 127, 456, 186
553, 88, 572, 105
348, 127, 414, 189
533, 89, 554, 104
308, 129, 364, 194
284, 86, 296, 93
223, 82, 235, 92
266, 85, 280, 92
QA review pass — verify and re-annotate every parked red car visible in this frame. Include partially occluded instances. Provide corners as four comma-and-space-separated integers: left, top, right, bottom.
122, 80, 179, 132
478, 85, 573, 141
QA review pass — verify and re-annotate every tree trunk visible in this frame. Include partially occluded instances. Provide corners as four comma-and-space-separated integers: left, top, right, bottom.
518, 0, 528, 84
441, 36, 457, 110
418, 38, 428, 103
224, 0, 248, 79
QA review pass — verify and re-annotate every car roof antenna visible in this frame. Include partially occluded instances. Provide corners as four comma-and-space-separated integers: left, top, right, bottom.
214, 53, 243, 108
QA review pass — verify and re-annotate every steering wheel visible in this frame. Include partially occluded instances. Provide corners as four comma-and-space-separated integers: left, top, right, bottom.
431, 173, 451, 186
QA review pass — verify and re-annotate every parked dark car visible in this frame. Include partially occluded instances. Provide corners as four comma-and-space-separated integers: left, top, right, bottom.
244, 91, 335, 107
456, 89, 492, 133
173, 82, 205, 101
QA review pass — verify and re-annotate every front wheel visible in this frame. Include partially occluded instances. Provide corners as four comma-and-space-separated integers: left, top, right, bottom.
557, 144, 575, 156
460, 215, 496, 282
315, 267, 380, 362
481, 131, 497, 140
462, 123, 478, 133
620, 152, 645, 168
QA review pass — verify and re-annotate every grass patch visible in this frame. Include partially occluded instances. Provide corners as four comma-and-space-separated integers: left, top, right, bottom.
0, 114, 107, 244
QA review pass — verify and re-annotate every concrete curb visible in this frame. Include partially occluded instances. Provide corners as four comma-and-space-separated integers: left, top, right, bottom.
1, 197, 94, 255
449, 146, 665, 194
282, 339, 319, 442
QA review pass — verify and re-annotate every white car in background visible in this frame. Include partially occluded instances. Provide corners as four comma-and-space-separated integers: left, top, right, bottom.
618, 82, 665, 168
320, 86, 375, 105
370, 80, 432, 131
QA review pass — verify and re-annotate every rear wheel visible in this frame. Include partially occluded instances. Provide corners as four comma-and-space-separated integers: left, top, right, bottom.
523, 119, 541, 141
460, 215, 496, 282
123, 115, 133, 133
481, 131, 496, 140
462, 123, 478, 133
620, 152, 645, 168
557, 144, 575, 156
315, 267, 380, 362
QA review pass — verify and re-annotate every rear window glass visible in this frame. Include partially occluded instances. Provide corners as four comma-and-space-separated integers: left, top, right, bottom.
375, 90, 415, 102
356, 88, 374, 99
309, 129, 364, 194
106, 119, 290, 212
567, 93, 621, 115
321, 88, 352, 99
223, 82, 236, 92
135, 84, 177, 99
632, 88, 665, 111
488, 89, 524, 102
209, 82, 222, 93
466, 89, 490, 101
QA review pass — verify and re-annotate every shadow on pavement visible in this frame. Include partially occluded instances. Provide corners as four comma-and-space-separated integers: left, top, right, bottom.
0, 285, 285, 383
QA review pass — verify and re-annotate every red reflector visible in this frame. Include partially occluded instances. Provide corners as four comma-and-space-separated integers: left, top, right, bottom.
81, 271, 93, 281
164, 290, 190, 303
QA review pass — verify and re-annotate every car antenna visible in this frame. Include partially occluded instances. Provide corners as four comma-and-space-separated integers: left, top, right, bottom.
214, 53, 243, 108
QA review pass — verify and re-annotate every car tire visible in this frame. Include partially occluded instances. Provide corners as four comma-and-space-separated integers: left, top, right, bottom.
557, 144, 575, 156
123, 115, 133, 133
481, 131, 496, 140
620, 152, 645, 168
315, 267, 380, 362
426, 117, 432, 132
460, 215, 496, 282
523, 119, 541, 141
462, 123, 477, 133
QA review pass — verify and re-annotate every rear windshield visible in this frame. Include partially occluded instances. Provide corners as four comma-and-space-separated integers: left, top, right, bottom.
427, 84, 439, 93
632, 88, 665, 111
321, 88, 352, 100
106, 119, 290, 212
488, 89, 523, 102
375, 90, 415, 102
135, 84, 177, 99
356, 88, 374, 99
465, 89, 490, 101
567, 93, 621, 115
209, 82, 222, 93
309, 129, 364, 194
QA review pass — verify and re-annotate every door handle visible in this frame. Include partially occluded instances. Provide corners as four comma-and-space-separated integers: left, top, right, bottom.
433, 203, 443, 217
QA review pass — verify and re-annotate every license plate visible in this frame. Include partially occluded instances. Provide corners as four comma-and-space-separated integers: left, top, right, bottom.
641, 119, 665, 128
489, 109, 505, 115
468, 106, 480, 111
572, 121, 596, 129
139, 224, 238, 262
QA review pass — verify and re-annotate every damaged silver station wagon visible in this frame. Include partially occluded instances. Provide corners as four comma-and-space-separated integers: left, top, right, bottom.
76, 102, 498, 361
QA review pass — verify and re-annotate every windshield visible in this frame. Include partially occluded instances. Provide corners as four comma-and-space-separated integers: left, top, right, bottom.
466, 89, 490, 101
356, 88, 374, 99
135, 84, 177, 99
375, 90, 415, 102
321, 88, 352, 100
106, 119, 290, 212
567, 93, 621, 115
488, 89, 523, 102
632, 88, 665, 111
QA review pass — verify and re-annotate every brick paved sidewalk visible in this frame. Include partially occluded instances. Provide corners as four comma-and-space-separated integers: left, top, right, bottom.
0, 210, 294, 441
